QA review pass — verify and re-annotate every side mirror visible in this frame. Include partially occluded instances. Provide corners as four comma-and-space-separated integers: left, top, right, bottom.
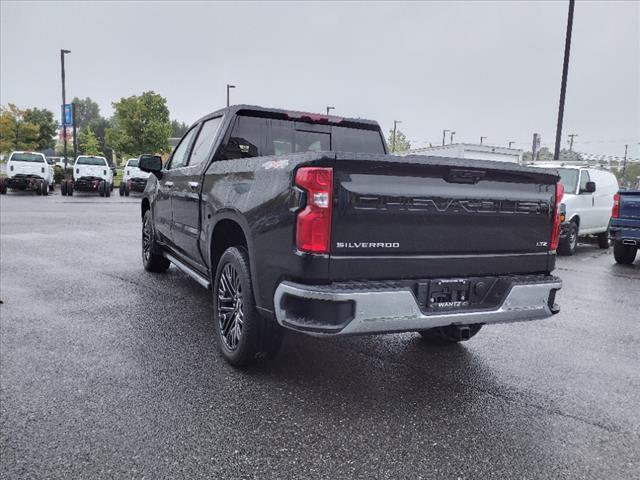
583, 181, 596, 193
139, 154, 163, 177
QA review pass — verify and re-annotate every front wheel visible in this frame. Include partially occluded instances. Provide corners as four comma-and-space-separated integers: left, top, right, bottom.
418, 324, 483, 344
142, 210, 170, 273
0, 178, 7, 194
105, 182, 111, 197
213, 246, 283, 367
119, 183, 125, 196
42, 180, 49, 196
613, 242, 637, 265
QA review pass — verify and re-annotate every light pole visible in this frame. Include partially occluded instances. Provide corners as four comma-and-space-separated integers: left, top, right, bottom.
60, 49, 71, 169
442, 129, 449, 147
553, 0, 575, 160
621, 144, 629, 180
450, 131, 456, 144
326, 106, 335, 116
480, 136, 487, 145
508, 141, 515, 148
568, 133, 578, 152
392, 120, 402, 152
226, 84, 236, 107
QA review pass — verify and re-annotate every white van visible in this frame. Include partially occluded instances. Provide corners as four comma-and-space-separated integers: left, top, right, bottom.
534, 164, 619, 255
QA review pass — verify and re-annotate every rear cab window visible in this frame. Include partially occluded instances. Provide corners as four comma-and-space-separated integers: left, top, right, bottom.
76, 156, 108, 166
9, 153, 45, 163
218, 112, 385, 161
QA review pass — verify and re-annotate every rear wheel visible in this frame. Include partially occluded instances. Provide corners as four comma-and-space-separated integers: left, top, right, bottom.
142, 210, 170, 273
557, 222, 578, 256
597, 231, 609, 249
213, 246, 283, 367
613, 242, 637, 265
68, 182, 74, 196
61, 180, 68, 196
418, 324, 483, 343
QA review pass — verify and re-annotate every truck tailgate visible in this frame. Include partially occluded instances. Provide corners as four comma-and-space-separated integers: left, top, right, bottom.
619, 191, 640, 220
330, 154, 559, 280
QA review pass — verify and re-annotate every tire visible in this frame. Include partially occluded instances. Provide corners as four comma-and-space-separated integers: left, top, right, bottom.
213, 246, 283, 367
142, 210, 170, 273
418, 324, 483, 344
99, 181, 106, 197
61, 180, 67, 196
557, 222, 578, 256
49, 183, 54, 192
124, 183, 130, 196
42, 180, 49, 196
0, 178, 7, 194
35, 180, 42, 195
597, 231, 609, 249
105, 182, 111, 197
613, 242, 637, 265
68, 182, 74, 196
119, 183, 125, 196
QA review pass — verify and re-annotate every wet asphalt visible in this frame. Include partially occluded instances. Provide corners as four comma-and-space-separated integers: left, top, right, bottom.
1, 190, 639, 479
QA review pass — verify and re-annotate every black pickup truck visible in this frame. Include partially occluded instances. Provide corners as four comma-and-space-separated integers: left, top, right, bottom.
139, 105, 563, 366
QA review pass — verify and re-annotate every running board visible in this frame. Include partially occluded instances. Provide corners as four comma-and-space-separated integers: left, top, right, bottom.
163, 252, 210, 289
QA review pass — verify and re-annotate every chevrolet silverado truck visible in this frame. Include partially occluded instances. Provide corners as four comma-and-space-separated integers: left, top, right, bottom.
62, 155, 114, 197
0, 151, 54, 195
610, 190, 640, 264
139, 105, 564, 366
119, 157, 150, 196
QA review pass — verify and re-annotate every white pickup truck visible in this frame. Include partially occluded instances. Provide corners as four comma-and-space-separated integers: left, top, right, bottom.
119, 157, 150, 196
0, 151, 54, 195
62, 155, 114, 197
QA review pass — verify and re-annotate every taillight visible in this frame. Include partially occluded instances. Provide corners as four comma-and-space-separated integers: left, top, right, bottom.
612, 193, 620, 219
295, 167, 333, 254
550, 182, 564, 251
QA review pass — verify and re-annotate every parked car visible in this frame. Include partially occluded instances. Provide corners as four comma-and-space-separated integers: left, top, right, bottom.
139, 105, 563, 366
61, 155, 114, 197
609, 190, 640, 264
119, 157, 150, 196
532, 164, 619, 255
0, 151, 54, 195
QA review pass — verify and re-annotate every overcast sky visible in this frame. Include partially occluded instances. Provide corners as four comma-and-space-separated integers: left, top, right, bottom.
1, 1, 638, 158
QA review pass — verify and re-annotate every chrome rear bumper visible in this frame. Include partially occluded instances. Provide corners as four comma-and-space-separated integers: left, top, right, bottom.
274, 277, 562, 336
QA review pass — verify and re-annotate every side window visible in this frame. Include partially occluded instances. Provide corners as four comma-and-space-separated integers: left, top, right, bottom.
168, 127, 198, 170
579, 170, 591, 192
220, 116, 267, 160
188, 117, 223, 167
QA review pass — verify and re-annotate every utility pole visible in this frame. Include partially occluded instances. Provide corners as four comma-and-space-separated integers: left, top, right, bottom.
621, 144, 629, 180
60, 49, 71, 169
568, 133, 578, 152
392, 120, 402, 152
226, 84, 236, 107
442, 129, 449, 147
480, 136, 487, 145
326, 106, 335, 116
508, 141, 515, 148
554, 0, 575, 160
450, 131, 456, 144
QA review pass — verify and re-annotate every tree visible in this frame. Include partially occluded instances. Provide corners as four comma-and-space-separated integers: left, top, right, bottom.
522, 147, 582, 163
0, 104, 40, 153
78, 127, 102, 156
72, 97, 101, 128
24, 108, 57, 150
171, 119, 189, 137
386, 128, 411, 152
106, 91, 172, 158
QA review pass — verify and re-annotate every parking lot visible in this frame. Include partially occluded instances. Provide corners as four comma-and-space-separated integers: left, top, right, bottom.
1, 191, 639, 479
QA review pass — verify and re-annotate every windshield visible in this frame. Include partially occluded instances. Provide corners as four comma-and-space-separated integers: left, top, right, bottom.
127, 159, 139, 167
557, 168, 579, 193
76, 156, 107, 166
10, 153, 44, 163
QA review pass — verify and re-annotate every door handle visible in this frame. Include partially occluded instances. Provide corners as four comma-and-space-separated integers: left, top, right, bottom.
164, 181, 174, 188
188, 181, 200, 190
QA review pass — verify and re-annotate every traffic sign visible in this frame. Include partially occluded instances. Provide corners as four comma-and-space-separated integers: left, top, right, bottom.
62, 104, 73, 126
